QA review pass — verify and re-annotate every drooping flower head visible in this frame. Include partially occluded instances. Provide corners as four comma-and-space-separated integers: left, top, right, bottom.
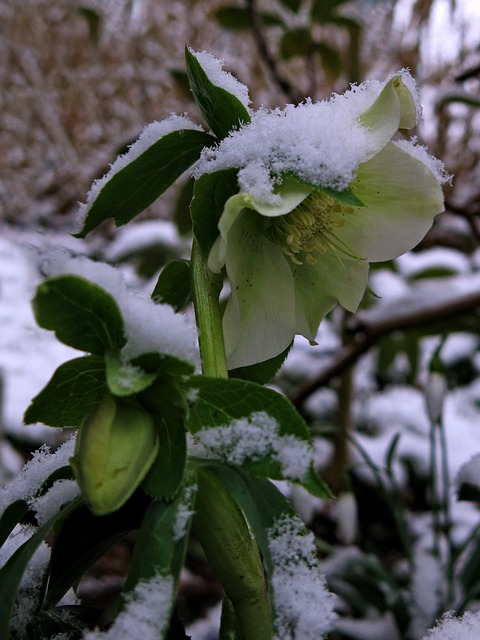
195, 71, 449, 369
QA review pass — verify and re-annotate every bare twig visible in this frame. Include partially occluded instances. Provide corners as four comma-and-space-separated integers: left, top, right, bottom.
245, 0, 300, 103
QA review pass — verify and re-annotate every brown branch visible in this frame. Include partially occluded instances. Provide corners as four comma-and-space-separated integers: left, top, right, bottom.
292, 289, 480, 406
245, 0, 300, 103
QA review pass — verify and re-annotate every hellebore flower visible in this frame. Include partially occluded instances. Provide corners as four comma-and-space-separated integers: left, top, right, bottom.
200, 72, 448, 369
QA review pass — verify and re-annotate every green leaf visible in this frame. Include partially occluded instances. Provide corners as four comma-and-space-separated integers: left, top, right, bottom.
280, 28, 313, 59
214, 6, 283, 29
315, 42, 342, 78
125, 481, 197, 592
24, 356, 107, 426
280, 171, 365, 206
0, 500, 29, 547
45, 492, 150, 606
32, 276, 126, 355
77, 129, 216, 237
172, 177, 195, 236
141, 419, 187, 500
278, 0, 302, 12
191, 461, 297, 606
229, 342, 293, 385
133, 352, 194, 378
0, 497, 82, 637
191, 169, 239, 258
311, 0, 350, 22
105, 351, 158, 396
184, 376, 330, 496
152, 260, 192, 312
140, 379, 188, 500
185, 46, 251, 139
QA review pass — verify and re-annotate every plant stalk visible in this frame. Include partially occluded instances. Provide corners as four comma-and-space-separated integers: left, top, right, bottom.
190, 240, 228, 379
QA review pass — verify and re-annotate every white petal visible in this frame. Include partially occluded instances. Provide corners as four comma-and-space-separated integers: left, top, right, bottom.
360, 75, 417, 162
292, 254, 369, 340
335, 142, 445, 262
208, 180, 311, 273
222, 210, 296, 369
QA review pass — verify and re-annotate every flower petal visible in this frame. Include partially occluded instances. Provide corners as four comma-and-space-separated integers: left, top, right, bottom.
208, 180, 311, 273
291, 254, 369, 340
222, 209, 296, 369
360, 74, 417, 161
335, 142, 445, 262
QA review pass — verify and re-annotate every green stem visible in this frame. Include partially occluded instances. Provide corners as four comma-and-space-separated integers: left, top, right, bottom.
190, 240, 272, 638
190, 240, 228, 379
193, 467, 273, 640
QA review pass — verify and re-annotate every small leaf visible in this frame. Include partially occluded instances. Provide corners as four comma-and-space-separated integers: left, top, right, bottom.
280, 28, 313, 60
125, 482, 197, 592
191, 169, 239, 258
278, 0, 302, 13
24, 355, 107, 427
140, 379, 188, 500
105, 351, 158, 396
152, 260, 192, 312
0, 500, 29, 547
279, 172, 365, 206
315, 42, 342, 78
32, 275, 126, 355
311, 0, 350, 22
172, 177, 195, 236
133, 352, 194, 378
185, 47, 251, 139
214, 6, 283, 29
229, 342, 293, 385
78, 129, 216, 237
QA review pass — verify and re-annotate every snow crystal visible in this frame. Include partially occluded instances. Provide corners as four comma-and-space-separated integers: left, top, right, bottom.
194, 70, 421, 204
0, 437, 76, 516
28, 479, 79, 526
267, 514, 337, 639
422, 611, 480, 640
83, 575, 174, 640
189, 49, 251, 110
173, 483, 197, 542
77, 115, 204, 226
189, 411, 313, 481
0, 525, 50, 639
42, 251, 199, 367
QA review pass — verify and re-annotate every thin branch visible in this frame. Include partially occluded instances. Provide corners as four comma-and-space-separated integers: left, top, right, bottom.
245, 0, 300, 103
292, 289, 480, 405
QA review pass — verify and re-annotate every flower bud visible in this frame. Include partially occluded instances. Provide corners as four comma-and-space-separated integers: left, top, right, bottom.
70, 395, 158, 515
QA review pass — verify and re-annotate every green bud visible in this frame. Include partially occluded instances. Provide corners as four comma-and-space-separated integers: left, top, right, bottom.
70, 395, 159, 516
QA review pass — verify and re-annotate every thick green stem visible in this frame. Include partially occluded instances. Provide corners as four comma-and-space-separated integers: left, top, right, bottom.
190, 239, 272, 638
190, 240, 228, 379
193, 468, 273, 640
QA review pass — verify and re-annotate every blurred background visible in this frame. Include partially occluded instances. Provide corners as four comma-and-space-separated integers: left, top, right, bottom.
2, 1, 480, 638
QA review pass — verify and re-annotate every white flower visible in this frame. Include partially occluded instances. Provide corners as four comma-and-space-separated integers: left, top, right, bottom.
204, 74, 448, 368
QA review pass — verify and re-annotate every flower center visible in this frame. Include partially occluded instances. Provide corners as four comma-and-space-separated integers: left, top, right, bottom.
262, 192, 356, 265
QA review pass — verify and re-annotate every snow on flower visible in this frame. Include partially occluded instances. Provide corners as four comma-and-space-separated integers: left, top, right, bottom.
200, 72, 448, 368
267, 514, 337, 639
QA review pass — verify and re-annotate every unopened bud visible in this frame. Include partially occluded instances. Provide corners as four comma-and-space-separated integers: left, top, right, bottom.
425, 372, 447, 424
70, 395, 158, 515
